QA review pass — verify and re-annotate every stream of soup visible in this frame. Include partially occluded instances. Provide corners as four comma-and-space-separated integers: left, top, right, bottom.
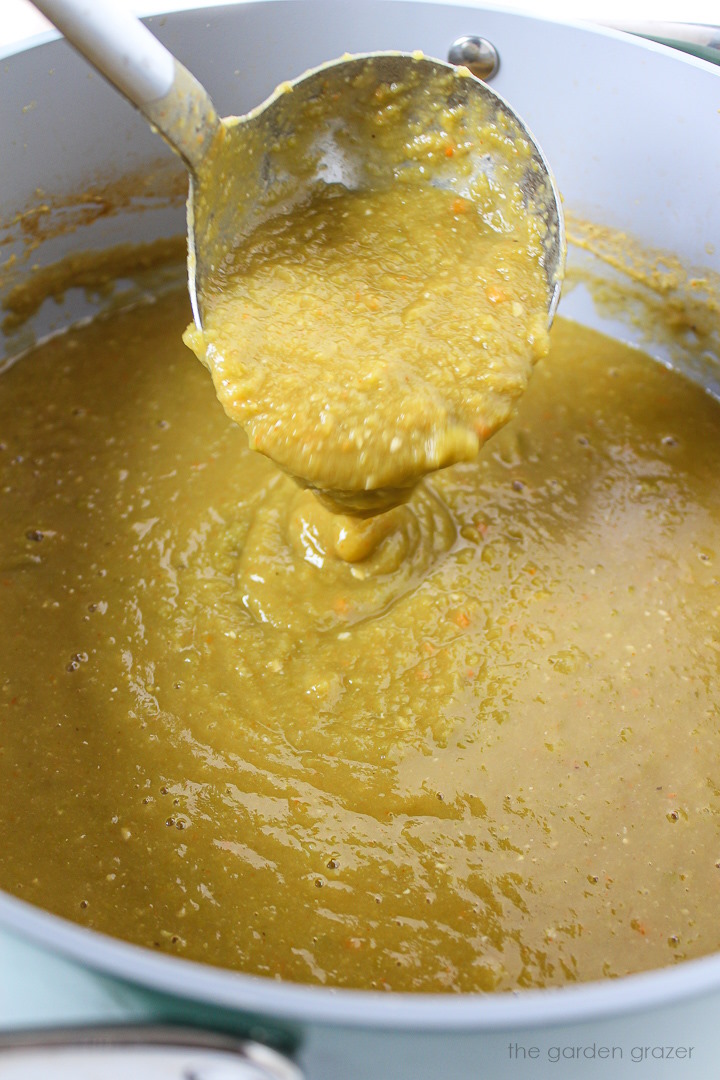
1, 288, 719, 992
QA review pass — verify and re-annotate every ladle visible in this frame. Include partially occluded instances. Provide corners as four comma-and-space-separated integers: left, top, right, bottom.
31, 0, 564, 334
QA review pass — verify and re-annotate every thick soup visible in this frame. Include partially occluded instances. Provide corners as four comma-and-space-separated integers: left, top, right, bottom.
1, 289, 719, 992
186, 183, 549, 511
184, 54, 556, 512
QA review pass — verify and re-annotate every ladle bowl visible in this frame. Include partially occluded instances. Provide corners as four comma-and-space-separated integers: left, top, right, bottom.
32, 0, 564, 331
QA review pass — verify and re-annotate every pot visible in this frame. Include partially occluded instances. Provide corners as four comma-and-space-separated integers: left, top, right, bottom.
1, 4, 719, 1078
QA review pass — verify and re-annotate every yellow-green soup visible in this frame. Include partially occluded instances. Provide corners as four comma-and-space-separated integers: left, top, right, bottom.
1, 289, 719, 992
186, 182, 549, 511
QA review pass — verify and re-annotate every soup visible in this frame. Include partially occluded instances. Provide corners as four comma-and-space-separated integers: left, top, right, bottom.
187, 183, 549, 511
1, 287, 719, 992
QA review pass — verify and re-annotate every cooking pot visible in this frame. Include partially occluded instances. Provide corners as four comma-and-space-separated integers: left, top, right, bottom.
1, 3, 719, 1078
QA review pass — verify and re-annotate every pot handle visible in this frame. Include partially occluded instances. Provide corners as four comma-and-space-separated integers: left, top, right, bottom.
607, 21, 720, 66
0, 1024, 304, 1080
28, 0, 220, 172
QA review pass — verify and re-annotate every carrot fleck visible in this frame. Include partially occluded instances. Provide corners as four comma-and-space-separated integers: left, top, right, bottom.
451, 197, 470, 215
453, 611, 471, 629
486, 284, 507, 304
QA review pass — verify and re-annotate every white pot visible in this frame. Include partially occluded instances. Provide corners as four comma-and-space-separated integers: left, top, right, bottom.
1, 4, 719, 1078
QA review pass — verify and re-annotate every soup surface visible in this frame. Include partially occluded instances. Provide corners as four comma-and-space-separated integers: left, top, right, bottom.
1, 290, 719, 992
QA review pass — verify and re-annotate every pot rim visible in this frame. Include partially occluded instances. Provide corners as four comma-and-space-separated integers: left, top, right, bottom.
2, 0, 720, 75
2, 888, 720, 1030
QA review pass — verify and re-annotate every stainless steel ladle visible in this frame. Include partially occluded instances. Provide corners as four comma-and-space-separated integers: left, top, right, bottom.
32, 0, 564, 332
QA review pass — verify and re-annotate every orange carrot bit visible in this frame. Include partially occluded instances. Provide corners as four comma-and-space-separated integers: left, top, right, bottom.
444, 144, 455, 157
451, 196, 470, 215
416, 668, 431, 681
486, 284, 507, 304
453, 610, 471, 629
422, 641, 437, 655
333, 596, 351, 615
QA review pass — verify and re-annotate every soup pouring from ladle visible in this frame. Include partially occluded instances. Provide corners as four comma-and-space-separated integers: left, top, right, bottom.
32, 0, 565, 514
31, 0, 564, 333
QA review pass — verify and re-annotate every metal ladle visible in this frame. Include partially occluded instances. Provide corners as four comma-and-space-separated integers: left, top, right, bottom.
31, 0, 564, 334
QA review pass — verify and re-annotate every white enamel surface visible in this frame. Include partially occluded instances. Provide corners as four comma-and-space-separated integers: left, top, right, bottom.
6, 0, 720, 49
30, 0, 175, 101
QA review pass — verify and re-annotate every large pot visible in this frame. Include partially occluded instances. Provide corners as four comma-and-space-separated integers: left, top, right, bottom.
1, 4, 720, 1078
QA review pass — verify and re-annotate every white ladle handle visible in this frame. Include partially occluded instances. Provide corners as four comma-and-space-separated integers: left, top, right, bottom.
31, 0, 220, 172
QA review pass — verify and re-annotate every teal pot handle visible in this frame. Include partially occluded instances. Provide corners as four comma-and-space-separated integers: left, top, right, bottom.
609, 21, 720, 66
0, 1025, 304, 1079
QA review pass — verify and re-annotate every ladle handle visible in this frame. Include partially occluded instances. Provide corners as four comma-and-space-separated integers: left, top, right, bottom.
30, 0, 219, 173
